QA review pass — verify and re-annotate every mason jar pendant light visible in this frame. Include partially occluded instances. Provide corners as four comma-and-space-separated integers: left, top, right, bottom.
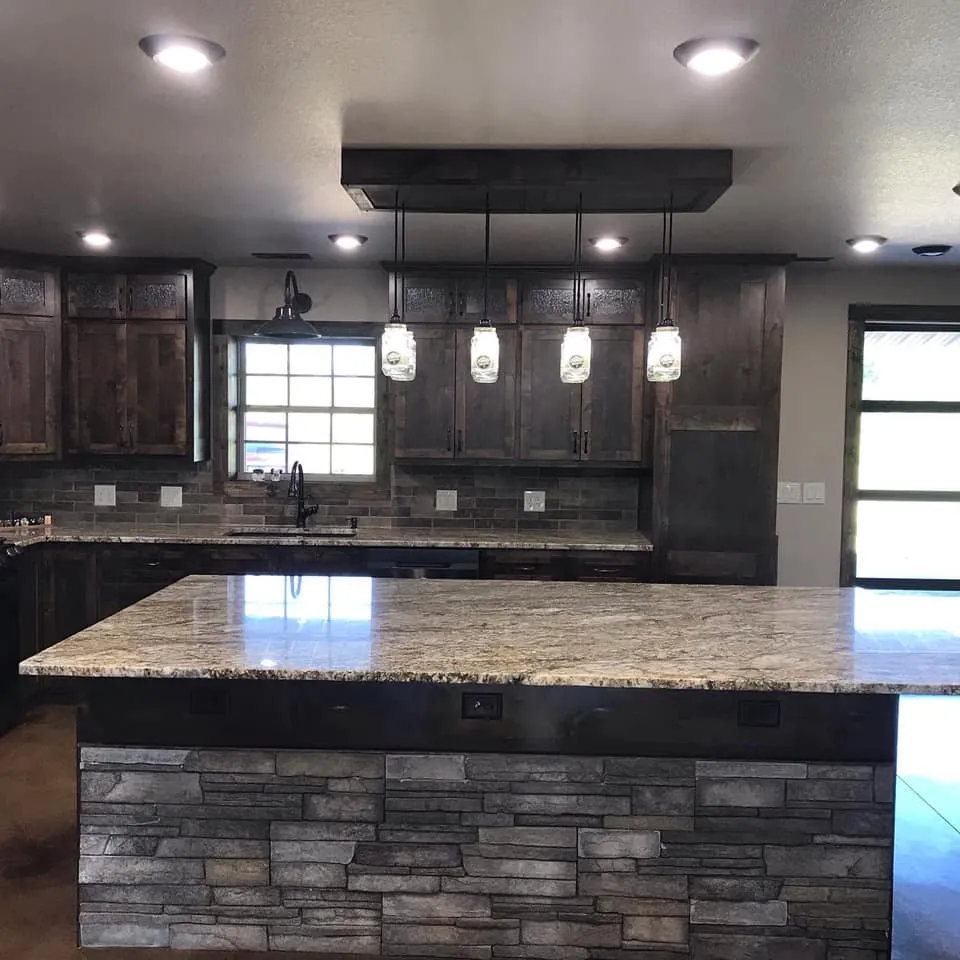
381, 193, 416, 381
647, 200, 682, 383
561, 194, 591, 383
470, 196, 500, 383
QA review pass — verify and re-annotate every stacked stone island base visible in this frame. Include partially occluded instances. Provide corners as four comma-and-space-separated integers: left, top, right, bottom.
79, 747, 893, 957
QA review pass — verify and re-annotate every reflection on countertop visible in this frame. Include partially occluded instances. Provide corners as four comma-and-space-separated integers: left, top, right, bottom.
0, 522, 653, 553
19, 576, 960, 694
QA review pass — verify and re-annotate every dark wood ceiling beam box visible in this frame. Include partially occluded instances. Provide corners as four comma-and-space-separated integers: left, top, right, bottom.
342, 148, 733, 213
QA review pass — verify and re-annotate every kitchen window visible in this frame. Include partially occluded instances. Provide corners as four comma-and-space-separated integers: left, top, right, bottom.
238, 338, 377, 479
842, 309, 960, 586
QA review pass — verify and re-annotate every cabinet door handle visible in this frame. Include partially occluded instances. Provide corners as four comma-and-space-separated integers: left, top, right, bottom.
127, 423, 134, 449
457, 429, 464, 453
446, 428, 453, 452
572, 431, 579, 454
586, 292, 592, 317
583, 432, 589, 455
447, 291, 456, 317
118, 425, 126, 450
458, 294, 466, 316
0, 422, 4, 447
126, 285, 133, 316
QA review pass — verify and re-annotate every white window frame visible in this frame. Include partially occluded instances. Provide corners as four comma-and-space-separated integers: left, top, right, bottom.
236, 336, 378, 483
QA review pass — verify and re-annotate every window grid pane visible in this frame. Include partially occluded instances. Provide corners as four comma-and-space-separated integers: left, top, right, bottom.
241, 340, 375, 478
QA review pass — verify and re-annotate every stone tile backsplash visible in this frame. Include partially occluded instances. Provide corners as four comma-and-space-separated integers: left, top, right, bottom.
0, 462, 642, 533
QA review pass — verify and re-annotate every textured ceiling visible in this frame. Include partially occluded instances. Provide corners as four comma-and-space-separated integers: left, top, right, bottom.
1, 0, 959, 265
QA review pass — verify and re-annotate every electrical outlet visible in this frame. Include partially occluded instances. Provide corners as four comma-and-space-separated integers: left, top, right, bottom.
777, 481, 802, 504
803, 481, 826, 505
93, 484, 116, 507
160, 485, 183, 509
435, 489, 458, 512
524, 490, 546, 512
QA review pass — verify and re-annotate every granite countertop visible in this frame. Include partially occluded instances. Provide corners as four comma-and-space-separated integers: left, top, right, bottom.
1, 523, 652, 553
20, 575, 960, 694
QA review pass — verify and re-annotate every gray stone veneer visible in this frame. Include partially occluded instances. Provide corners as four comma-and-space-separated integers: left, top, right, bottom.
78, 748, 894, 958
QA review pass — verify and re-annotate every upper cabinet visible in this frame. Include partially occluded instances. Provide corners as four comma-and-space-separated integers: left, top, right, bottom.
393, 325, 519, 460
0, 267, 58, 317
582, 279, 645, 325
0, 264, 61, 458
520, 277, 575, 324
63, 266, 210, 460
66, 273, 187, 320
397, 275, 517, 324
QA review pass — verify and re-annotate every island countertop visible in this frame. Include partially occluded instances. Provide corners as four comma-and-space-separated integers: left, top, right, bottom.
19, 575, 960, 694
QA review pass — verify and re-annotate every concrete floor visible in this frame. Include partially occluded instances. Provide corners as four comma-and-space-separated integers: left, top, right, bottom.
2, 700, 958, 959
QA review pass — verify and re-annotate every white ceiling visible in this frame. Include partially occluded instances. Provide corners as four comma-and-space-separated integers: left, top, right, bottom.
2, 0, 960, 266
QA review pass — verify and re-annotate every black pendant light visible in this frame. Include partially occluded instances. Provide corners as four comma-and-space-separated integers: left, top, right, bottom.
381, 192, 416, 381
647, 196, 683, 382
254, 271, 319, 340
560, 193, 591, 383
470, 194, 500, 383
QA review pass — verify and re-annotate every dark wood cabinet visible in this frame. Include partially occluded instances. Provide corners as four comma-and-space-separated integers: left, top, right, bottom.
126, 321, 188, 454
401, 277, 457, 323
65, 320, 127, 454
0, 317, 60, 456
520, 277, 576, 323
455, 327, 518, 459
519, 327, 582, 460
581, 327, 645, 461
393, 326, 457, 458
457, 279, 516, 324
0, 267, 57, 317
66, 274, 125, 319
583, 279, 645, 325
67, 272, 187, 320
652, 262, 786, 584
63, 265, 210, 460
126, 274, 187, 320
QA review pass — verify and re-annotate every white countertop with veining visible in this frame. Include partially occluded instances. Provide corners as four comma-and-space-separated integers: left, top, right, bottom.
19, 576, 960, 694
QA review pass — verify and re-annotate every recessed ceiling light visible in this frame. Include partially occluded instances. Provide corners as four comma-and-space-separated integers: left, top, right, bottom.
139, 35, 226, 74
588, 236, 628, 253
329, 234, 368, 251
78, 230, 113, 250
846, 235, 887, 254
913, 244, 952, 257
673, 37, 760, 76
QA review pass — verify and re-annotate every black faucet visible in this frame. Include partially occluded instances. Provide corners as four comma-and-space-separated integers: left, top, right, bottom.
287, 461, 319, 529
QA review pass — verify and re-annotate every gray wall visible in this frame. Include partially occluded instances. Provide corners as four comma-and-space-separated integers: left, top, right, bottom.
777, 265, 960, 586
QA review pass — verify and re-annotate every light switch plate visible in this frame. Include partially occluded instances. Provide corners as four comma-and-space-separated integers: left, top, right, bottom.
803, 481, 826, 505
524, 490, 546, 512
94, 484, 116, 507
435, 489, 458, 512
160, 485, 183, 509
777, 481, 802, 504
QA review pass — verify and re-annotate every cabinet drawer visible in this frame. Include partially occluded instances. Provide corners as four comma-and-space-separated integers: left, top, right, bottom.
481, 550, 567, 581
98, 546, 189, 582
571, 551, 651, 582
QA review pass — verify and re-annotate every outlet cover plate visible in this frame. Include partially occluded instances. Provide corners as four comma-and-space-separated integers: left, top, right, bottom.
435, 489, 458, 512
803, 481, 826, 504
777, 481, 802, 504
160, 485, 183, 509
524, 490, 546, 512
94, 484, 116, 507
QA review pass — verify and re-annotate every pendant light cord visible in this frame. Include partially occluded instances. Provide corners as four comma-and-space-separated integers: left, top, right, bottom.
482, 193, 491, 325
401, 204, 407, 324
658, 193, 675, 329
391, 189, 400, 321
573, 192, 584, 324
666, 192, 674, 323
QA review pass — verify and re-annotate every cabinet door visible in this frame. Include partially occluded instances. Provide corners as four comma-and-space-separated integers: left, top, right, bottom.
457, 279, 516, 324
581, 327, 645, 461
520, 277, 575, 324
65, 320, 128, 454
393, 326, 457, 458
583, 278, 645, 325
0, 268, 57, 317
401, 277, 457, 323
126, 274, 187, 320
66, 274, 124, 319
455, 326, 518, 459
0, 318, 60, 456
126, 321, 188, 455
518, 327, 582, 460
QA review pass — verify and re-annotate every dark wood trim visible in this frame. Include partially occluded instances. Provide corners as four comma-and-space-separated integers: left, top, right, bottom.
861, 400, 960, 414
380, 256, 796, 275
840, 314, 865, 587
856, 578, 960, 591
857, 490, 960, 502
850, 304, 960, 325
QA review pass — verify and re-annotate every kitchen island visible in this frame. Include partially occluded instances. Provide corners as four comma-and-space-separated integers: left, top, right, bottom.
21, 576, 960, 958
